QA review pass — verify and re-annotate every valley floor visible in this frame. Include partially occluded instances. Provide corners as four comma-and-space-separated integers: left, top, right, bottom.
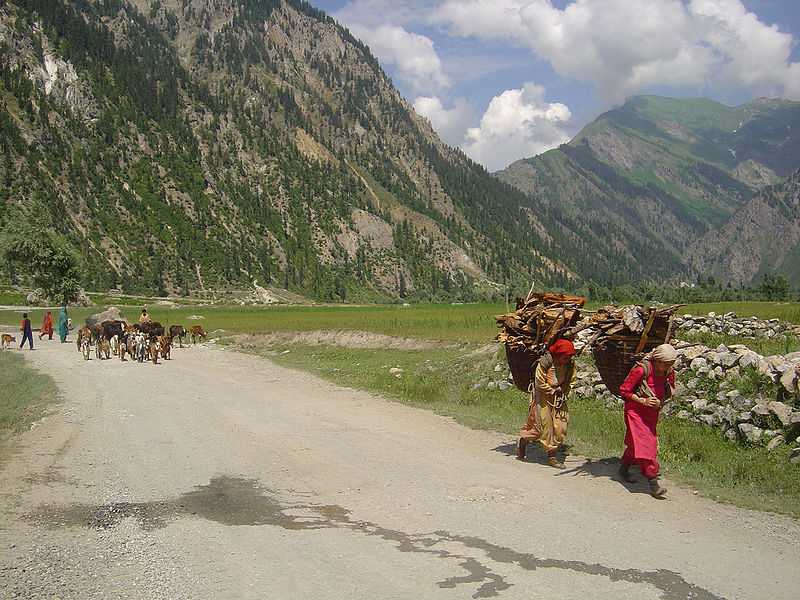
1, 337, 798, 598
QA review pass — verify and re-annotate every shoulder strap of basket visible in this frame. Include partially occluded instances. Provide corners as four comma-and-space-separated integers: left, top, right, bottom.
636, 359, 673, 401
538, 351, 553, 373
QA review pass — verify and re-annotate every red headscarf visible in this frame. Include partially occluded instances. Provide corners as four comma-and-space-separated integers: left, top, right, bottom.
549, 339, 576, 357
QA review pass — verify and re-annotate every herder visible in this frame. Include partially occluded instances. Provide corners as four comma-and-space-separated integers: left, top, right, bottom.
617, 344, 677, 498
139, 309, 152, 324
516, 339, 577, 468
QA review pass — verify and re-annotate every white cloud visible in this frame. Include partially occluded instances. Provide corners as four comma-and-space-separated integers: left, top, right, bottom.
433, 0, 800, 102
461, 83, 571, 171
345, 23, 450, 93
413, 96, 474, 145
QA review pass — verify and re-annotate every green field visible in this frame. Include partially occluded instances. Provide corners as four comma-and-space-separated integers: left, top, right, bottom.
0, 351, 57, 453
2, 301, 798, 343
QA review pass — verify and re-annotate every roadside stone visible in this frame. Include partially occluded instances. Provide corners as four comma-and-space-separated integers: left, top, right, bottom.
497, 381, 512, 391
780, 368, 798, 395
767, 401, 795, 427
727, 390, 751, 410
676, 410, 691, 420
767, 435, 786, 451
697, 414, 718, 427
724, 428, 739, 442
790, 448, 800, 464
487, 381, 497, 390
494, 364, 503, 372
691, 398, 709, 413
716, 405, 737, 425
738, 351, 761, 369
752, 403, 771, 417
690, 357, 708, 371
736, 411, 753, 423
738, 423, 763, 443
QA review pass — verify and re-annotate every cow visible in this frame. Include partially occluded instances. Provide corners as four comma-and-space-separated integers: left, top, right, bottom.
96, 336, 111, 360
80, 334, 91, 360
159, 335, 172, 360
76, 327, 92, 352
100, 321, 126, 354
169, 325, 187, 348
148, 337, 159, 365
189, 325, 207, 344
136, 321, 165, 339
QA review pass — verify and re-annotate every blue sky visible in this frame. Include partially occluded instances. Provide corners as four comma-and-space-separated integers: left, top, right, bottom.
309, 1, 800, 171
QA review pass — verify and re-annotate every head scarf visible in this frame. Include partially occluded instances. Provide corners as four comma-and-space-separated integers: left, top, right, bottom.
651, 344, 677, 363
549, 339, 576, 357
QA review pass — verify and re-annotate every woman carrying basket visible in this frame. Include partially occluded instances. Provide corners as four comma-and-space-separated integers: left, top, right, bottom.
617, 344, 676, 498
516, 339, 577, 469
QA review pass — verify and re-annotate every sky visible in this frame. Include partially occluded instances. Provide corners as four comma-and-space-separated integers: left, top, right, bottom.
308, 0, 800, 171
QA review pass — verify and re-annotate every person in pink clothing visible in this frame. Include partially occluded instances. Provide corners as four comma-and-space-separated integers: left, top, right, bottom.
617, 344, 677, 498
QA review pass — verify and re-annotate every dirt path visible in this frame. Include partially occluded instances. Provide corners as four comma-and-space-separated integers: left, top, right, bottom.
1, 339, 798, 599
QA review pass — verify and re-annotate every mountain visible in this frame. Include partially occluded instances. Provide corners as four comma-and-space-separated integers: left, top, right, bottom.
688, 169, 800, 284
0, 0, 578, 302
498, 95, 800, 285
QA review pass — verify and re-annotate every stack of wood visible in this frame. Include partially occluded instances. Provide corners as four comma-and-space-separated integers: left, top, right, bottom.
496, 292, 586, 392
589, 304, 683, 396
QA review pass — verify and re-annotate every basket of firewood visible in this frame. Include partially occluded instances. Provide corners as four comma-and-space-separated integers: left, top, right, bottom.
590, 305, 682, 396
496, 292, 587, 392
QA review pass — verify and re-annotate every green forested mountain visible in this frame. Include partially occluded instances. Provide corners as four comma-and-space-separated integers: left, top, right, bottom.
498, 95, 800, 285
0, 0, 581, 301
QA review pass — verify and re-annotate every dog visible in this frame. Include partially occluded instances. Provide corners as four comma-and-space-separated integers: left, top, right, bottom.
1, 334, 16, 350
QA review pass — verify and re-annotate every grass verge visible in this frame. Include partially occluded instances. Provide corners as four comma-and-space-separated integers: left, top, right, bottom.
234, 339, 800, 518
0, 350, 57, 443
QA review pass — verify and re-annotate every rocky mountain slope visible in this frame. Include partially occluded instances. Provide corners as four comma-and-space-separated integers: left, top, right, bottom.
688, 169, 800, 284
498, 95, 800, 285
0, 0, 579, 301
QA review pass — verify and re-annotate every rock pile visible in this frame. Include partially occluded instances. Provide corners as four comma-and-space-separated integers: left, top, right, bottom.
674, 312, 800, 339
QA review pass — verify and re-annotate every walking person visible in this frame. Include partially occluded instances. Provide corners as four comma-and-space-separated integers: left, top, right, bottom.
19, 313, 33, 350
38, 310, 54, 340
617, 344, 677, 498
516, 339, 577, 468
57, 306, 69, 343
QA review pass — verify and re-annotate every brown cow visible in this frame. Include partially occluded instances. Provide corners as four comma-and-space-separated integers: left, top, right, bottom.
159, 335, 172, 360
189, 325, 207, 344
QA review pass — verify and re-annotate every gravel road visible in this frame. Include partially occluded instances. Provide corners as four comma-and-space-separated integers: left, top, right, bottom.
1, 339, 798, 599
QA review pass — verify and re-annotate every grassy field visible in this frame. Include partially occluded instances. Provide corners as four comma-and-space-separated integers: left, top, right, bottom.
0, 351, 57, 447
238, 340, 800, 517
1, 300, 798, 343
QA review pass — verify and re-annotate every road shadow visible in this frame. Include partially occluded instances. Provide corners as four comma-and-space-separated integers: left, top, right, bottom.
555, 457, 656, 497
494, 442, 654, 496
491, 442, 572, 470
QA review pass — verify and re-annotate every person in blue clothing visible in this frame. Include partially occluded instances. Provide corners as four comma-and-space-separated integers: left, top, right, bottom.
19, 312, 33, 350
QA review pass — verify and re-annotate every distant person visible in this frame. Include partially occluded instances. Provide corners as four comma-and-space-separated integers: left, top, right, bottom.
57, 306, 69, 343
39, 310, 54, 340
139, 309, 151, 324
516, 339, 577, 469
617, 344, 676, 499
19, 312, 33, 350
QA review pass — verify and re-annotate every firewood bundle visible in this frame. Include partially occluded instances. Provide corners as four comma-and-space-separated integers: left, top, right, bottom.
496, 292, 587, 392
495, 293, 587, 351
589, 304, 684, 396
588, 304, 683, 351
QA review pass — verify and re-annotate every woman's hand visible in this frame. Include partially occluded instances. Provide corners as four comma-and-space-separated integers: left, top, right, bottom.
552, 385, 563, 398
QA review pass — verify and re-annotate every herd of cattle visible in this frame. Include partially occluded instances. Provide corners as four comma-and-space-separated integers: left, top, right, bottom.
76, 320, 208, 364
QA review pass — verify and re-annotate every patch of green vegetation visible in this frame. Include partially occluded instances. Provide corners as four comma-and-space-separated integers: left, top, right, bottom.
242, 340, 800, 517
0, 350, 56, 441
0, 289, 27, 305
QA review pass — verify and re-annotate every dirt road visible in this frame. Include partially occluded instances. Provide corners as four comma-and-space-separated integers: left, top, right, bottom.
1, 339, 798, 599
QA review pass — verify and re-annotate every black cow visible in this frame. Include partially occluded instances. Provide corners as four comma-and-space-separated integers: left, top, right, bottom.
169, 325, 187, 348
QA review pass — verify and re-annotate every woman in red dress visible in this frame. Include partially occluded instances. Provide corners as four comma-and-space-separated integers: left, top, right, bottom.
618, 344, 677, 498
38, 311, 54, 340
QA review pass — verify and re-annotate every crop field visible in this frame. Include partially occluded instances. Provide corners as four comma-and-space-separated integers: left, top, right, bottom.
1, 301, 799, 342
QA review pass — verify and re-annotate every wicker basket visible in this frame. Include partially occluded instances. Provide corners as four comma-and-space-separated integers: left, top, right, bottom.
505, 344, 542, 393
592, 341, 656, 397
